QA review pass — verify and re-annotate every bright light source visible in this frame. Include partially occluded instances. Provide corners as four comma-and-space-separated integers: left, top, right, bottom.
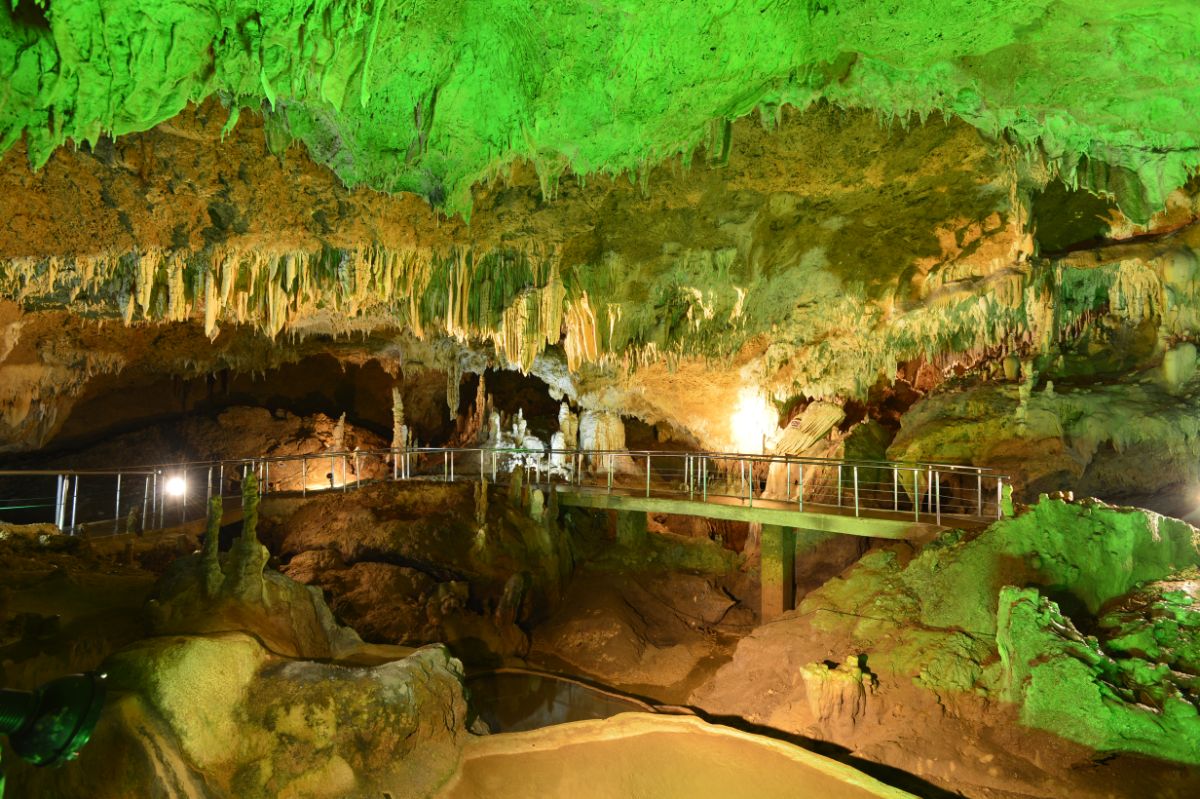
164, 476, 186, 497
730, 388, 778, 454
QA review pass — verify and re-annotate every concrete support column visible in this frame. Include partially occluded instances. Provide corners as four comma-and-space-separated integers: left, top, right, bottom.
615, 510, 647, 549
760, 523, 795, 622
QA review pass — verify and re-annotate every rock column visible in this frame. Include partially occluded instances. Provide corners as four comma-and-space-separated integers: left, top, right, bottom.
760, 523, 795, 621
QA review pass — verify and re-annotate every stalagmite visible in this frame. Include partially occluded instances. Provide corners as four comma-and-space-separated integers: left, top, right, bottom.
332, 413, 347, 451
558, 402, 579, 450
391, 387, 407, 453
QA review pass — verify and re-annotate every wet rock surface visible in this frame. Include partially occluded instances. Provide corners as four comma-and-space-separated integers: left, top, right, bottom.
530, 571, 746, 700
692, 499, 1200, 798
15, 633, 471, 799
4, 483, 475, 799
262, 481, 572, 662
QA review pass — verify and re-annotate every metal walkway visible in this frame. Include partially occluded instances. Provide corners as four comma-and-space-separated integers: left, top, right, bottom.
0, 447, 1008, 538
557, 490, 947, 540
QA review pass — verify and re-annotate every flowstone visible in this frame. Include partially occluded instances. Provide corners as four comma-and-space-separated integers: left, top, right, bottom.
998, 585, 1200, 764
693, 497, 1200, 795
14, 633, 471, 799
148, 474, 363, 659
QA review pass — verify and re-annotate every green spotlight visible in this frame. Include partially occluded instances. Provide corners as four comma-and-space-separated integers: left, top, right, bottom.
0, 672, 106, 796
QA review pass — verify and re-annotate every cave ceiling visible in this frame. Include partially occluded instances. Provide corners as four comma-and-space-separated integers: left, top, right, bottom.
3, 1, 1198, 219
1, 1, 1199, 467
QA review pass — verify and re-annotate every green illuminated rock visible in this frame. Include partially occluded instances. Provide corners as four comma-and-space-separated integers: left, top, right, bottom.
695, 497, 1200, 774
2, 1, 1199, 219
998, 586, 1200, 765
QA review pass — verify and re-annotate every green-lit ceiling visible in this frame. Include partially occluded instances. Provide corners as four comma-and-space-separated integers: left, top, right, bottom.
2, 0, 1198, 219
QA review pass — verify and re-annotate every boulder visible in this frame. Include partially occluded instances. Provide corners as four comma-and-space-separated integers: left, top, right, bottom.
12, 633, 471, 799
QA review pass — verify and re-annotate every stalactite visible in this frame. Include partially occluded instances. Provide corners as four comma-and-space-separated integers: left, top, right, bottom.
563, 292, 600, 369
391, 386, 406, 453
446, 358, 462, 413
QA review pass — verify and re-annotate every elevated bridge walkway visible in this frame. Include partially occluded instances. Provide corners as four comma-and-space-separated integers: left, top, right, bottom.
0, 447, 1008, 619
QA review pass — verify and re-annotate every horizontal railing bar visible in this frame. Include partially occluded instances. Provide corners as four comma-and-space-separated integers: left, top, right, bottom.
0, 469, 157, 477
32, 447, 1005, 479
1, 446, 1009, 532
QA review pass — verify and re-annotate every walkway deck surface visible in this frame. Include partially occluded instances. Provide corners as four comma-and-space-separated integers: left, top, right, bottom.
556, 486, 971, 540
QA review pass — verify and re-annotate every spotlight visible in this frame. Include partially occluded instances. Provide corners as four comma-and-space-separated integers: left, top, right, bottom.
0, 672, 106, 791
164, 476, 186, 497
730, 388, 778, 454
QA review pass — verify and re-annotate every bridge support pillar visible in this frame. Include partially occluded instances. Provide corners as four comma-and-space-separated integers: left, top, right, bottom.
615, 510, 647, 549
760, 524, 795, 622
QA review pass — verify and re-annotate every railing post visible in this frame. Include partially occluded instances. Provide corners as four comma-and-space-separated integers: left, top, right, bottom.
70, 474, 79, 534
302, 457, 308, 496
785, 459, 791, 502
853, 465, 859, 517
450, 451, 455, 483
480, 449, 485, 483
607, 454, 614, 493
158, 470, 166, 528
329, 456, 336, 490
798, 463, 804, 511
836, 464, 842, 507
926, 466, 933, 513
218, 464, 224, 498
492, 451, 497, 482
180, 469, 187, 528
206, 466, 213, 505
913, 468, 920, 522
342, 455, 349, 493
393, 449, 399, 481
996, 477, 1003, 520
114, 473, 122, 533
748, 460, 753, 508
354, 451, 361, 489
150, 471, 158, 522
935, 470, 942, 525
443, 451, 449, 482
55, 475, 66, 529
141, 475, 150, 532
893, 467, 898, 512
645, 453, 651, 498
263, 460, 270, 495
977, 468, 983, 517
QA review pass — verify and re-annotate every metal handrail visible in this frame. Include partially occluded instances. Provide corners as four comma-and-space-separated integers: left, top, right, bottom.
100, 447, 1008, 476
0, 446, 1009, 536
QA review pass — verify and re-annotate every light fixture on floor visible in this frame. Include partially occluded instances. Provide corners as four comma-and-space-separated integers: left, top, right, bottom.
164, 475, 186, 497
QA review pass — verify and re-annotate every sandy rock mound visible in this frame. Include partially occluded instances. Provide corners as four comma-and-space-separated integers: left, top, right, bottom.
16, 632, 470, 799
531, 571, 747, 699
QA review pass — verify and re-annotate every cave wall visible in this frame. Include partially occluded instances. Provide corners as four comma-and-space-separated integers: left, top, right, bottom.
0, 24, 1198, 507
0, 99, 1027, 453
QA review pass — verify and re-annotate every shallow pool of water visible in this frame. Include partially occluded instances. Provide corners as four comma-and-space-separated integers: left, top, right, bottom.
465, 670, 652, 732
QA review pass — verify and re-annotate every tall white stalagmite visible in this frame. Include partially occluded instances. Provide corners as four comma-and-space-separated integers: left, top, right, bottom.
391, 386, 408, 453
558, 402, 579, 449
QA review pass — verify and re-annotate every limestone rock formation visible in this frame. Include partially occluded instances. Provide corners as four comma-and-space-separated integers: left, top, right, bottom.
148, 475, 363, 660
264, 481, 572, 660
692, 498, 1200, 798
4, 475, 475, 799
3, 2, 1197, 221
14, 633, 470, 799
